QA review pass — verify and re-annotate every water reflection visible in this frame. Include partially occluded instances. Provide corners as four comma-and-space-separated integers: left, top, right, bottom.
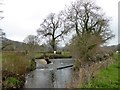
25, 59, 74, 88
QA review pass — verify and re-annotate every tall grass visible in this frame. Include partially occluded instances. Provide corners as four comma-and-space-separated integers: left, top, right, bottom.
2, 52, 30, 75
2, 52, 36, 88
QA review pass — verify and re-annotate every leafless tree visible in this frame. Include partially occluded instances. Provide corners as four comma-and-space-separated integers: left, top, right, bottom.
66, 0, 115, 85
23, 35, 39, 45
0, 29, 7, 51
23, 35, 40, 56
67, 0, 115, 66
65, 0, 114, 64
64, 0, 114, 43
37, 13, 69, 52
0, 1, 4, 38
0, 2, 4, 20
0, 29, 5, 39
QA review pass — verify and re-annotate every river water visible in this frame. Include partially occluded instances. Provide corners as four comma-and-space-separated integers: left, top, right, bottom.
24, 59, 74, 88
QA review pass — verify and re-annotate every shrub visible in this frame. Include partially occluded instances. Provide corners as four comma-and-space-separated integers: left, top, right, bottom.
28, 58, 36, 71
4, 77, 21, 88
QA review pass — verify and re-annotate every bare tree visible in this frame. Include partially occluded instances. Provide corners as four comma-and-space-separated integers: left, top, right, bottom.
67, 0, 115, 66
66, 0, 115, 85
37, 13, 69, 52
23, 35, 39, 45
64, 0, 114, 43
0, 29, 7, 51
0, 29, 5, 39
23, 35, 40, 56
0, 2, 4, 20
0, 1, 4, 38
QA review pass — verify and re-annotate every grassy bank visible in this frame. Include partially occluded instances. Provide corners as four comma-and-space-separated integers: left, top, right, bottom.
83, 52, 119, 88
2, 52, 36, 89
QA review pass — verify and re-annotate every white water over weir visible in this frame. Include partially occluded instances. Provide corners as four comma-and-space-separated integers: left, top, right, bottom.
24, 59, 74, 88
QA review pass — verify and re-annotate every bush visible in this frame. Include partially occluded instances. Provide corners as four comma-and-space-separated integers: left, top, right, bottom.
28, 58, 36, 71
70, 34, 103, 64
4, 77, 21, 88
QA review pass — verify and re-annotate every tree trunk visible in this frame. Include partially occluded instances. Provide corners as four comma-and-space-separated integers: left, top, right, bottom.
51, 38, 56, 52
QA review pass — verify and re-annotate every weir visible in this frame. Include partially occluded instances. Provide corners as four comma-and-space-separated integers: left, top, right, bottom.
25, 59, 74, 88
57, 64, 73, 70
36, 64, 73, 70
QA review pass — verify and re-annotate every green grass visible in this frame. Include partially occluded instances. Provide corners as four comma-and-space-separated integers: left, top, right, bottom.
84, 52, 119, 88
62, 51, 71, 57
34, 52, 43, 59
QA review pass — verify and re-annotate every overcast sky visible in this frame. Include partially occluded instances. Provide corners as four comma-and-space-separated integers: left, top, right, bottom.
0, 0, 119, 46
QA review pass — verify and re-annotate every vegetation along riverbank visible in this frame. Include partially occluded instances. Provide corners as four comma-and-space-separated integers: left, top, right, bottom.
2, 51, 36, 89
82, 52, 119, 88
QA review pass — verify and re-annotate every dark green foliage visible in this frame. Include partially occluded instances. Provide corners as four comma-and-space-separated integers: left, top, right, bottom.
2, 71, 25, 89
29, 58, 36, 71
4, 77, 21, 88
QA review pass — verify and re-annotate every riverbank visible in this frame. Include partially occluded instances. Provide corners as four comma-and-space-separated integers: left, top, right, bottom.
81, 52, 119, 88
2, 52, 36, 89
1, 51, 72, 89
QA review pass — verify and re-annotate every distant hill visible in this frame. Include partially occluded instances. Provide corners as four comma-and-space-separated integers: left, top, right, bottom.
103, 44, 119, 52
1, 37, 44, 52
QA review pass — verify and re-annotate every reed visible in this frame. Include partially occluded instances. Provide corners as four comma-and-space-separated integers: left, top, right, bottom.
2, 52, 30, 75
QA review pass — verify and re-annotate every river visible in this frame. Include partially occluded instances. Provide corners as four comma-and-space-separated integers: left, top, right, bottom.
24, 59, 74, 88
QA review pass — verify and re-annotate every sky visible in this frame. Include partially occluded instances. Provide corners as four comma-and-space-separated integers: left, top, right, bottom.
0, 0, 119, 46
